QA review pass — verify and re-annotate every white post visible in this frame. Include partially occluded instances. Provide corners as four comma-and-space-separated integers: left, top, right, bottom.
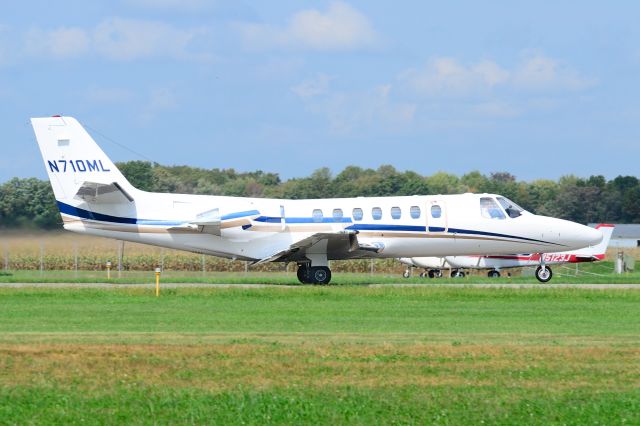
615, 251, 624, 274
74, 243, 78, 278
117, 241, 124, 278
244, 260, 248, 275
40, 241, 44, 275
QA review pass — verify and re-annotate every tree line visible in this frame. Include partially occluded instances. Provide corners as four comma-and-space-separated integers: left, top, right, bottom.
1, 160, 639, 229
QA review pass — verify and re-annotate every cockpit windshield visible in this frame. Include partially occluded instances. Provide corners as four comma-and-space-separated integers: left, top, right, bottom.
497, 197, 525, 218
480, 197, 506, 220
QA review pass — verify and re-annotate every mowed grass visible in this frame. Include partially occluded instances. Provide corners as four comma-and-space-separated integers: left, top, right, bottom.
0, 287, 639, 424
1, 260, 638, 285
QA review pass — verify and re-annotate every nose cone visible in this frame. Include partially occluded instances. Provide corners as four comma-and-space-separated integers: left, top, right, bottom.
553, 219, 603, 250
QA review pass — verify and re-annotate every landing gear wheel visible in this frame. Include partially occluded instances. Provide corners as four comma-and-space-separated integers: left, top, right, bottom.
435, 269, 443, 278
427, 269, 438, 279
535, 266, 553, 283
402, 269, 411, 279
296, 265, 312, 284
419, 271, 426, 278
451, 270, 465, 278
488, 270, 501, 278
310, 266, 331, 285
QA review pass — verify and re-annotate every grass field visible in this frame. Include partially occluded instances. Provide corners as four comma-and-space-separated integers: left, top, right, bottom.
0, 286, 639, 424
1, 263, 638, 284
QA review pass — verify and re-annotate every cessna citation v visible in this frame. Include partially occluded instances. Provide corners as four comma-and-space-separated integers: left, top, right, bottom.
399, 224, 614, 282
32, 116, 603, 284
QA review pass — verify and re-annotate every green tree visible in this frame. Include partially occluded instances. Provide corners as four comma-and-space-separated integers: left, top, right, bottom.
117, 161, 155, 191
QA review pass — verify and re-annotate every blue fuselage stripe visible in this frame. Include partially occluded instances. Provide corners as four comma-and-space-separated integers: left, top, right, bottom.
58, 201, 257, 226
221, 210, 260, 220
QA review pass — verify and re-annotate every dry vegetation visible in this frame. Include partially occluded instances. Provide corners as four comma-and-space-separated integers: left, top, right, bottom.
2, 231, 633, 274
1, 342, 638, 392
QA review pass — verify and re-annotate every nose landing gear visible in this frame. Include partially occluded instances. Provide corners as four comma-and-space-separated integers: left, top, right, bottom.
535, 265, 553, 283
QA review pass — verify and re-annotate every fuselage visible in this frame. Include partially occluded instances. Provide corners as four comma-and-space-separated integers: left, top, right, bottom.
60, 190, 602, 262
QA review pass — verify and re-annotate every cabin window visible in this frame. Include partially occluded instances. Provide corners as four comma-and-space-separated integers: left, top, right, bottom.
431, 205, 442, 218
390, 206, 401, 219
352, 208, 363, 221
312, 209, 324, 222
497, 197, 524, 218
410, 206, 421, 219
372, 207, 382, 220
333, 208, 344, 221
480, 197, 505, 220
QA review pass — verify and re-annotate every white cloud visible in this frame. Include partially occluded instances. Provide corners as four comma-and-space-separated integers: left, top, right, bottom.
400, 53, 594, 97
293, 77, 415, 134
237, 1, 376, 51
24, 18, 209, 61
400, 58, 510, 96
25, 27, 90, 58
512, 54, 595, 90
291, 73, 331, 98
139, 87, 178, 124
94, 18, 206, 61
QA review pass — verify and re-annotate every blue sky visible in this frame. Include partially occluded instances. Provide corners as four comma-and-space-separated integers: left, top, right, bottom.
2, 1, 639, 182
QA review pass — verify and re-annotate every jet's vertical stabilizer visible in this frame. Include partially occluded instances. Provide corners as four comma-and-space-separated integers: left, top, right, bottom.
31, 116, 137, 203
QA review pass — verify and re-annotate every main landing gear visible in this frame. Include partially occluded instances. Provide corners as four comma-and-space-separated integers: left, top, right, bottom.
402, 268, 444, 279
450, 269, 465, 278
297, 264, 332, 285
487, 269, 501, 278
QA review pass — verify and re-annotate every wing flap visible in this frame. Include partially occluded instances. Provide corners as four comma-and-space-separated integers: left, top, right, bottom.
251, 230, 381, 265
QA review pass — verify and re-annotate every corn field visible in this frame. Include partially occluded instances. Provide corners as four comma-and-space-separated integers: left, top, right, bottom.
0, 231, 404, 273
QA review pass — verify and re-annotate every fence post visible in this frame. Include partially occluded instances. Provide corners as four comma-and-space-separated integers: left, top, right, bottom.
40, 241, 44, 276
117, 241, 124, 278
74, 243, 78, 278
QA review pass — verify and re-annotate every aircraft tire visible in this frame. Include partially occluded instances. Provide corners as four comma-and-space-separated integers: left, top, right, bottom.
402, 269, 411, 278
310, 266, 331, 285
535, 266, 553, 283
451, 270, 465, 278
297, 265, 311, 284
427, 269, 436, 278
488, 270, 501, 278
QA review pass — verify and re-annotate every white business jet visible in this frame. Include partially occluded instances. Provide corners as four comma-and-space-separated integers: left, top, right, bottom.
399, 224, 614, 282
31, 116, 602, 284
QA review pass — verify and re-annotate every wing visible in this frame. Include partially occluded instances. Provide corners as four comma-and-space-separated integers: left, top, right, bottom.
251, 230, 382, 265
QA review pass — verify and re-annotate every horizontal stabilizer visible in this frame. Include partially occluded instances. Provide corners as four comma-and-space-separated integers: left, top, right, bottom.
168, 208, 221, 236
74, 181, 134, 204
